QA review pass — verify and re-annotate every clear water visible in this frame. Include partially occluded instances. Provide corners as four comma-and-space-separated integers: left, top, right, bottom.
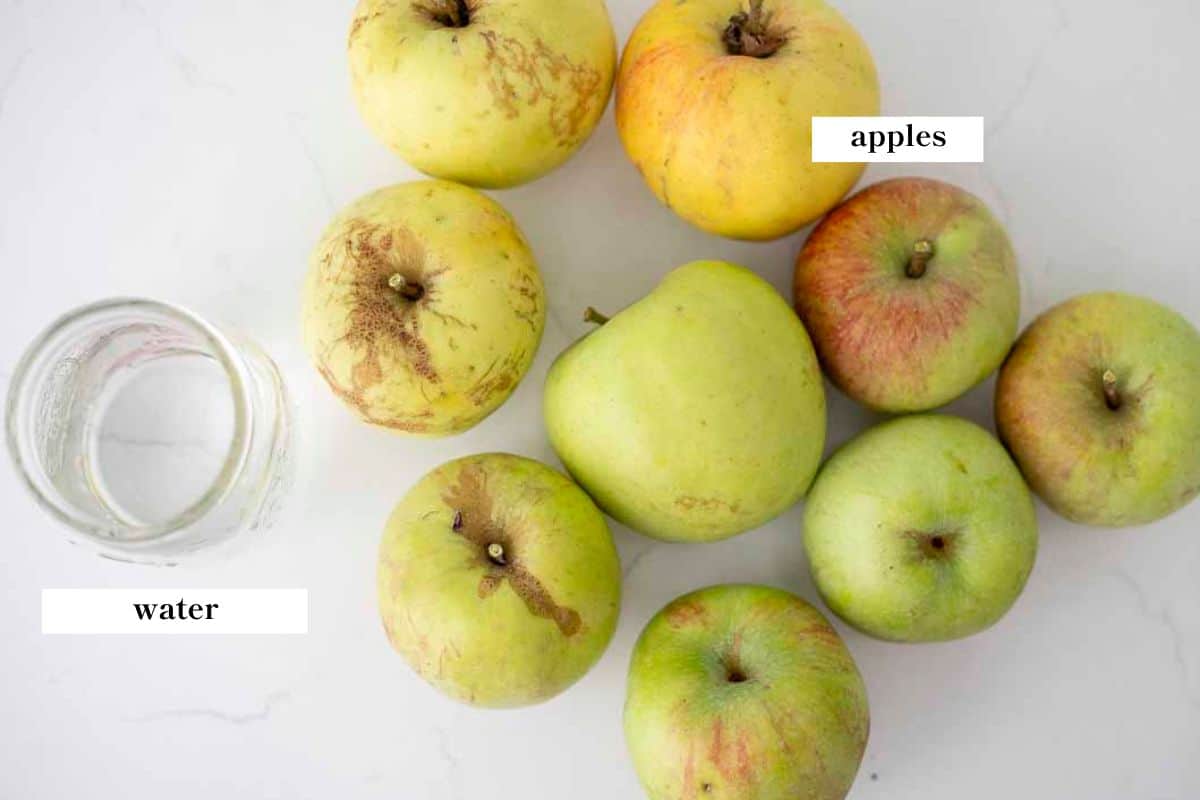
69, 350, 236, 534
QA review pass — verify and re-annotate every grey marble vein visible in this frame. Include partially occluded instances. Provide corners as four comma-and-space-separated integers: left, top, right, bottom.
432, 726, 464, 800
122, 0, 233, 95
986, 0, 1070, 139
0, 48, 31, 124
543, 300, 574, 348
286, 113, 336, 214
621, 543, 656, 580
1110, 569, 1197, 708
978, 161, 1013, 226
124, 690, 290, 725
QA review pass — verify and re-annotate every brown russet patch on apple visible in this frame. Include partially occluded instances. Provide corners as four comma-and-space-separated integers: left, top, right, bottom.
442, 462, 582, 636
675, 495, 741, 513
339, 220, 440, 383
316, 362, 433, 433
387, 603, 431, 664
432, 639, 463, 680
796, 622, 844, 649
478, 31, 604, 146
665, 598, 709, 628
509, 268, 543, 332
312, 219, 447, 426
348, 9, 384, 46
466, 353, 521, 407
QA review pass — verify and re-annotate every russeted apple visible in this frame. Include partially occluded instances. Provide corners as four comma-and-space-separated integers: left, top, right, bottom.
378, 453, 620, 707
625, 584, 869, 800
794, 177, 1019, 412
302, 180, 544, 436
804, 415, 1038, 642
996, 292, 1200, 526
349, 0, 616, 188
544, 260, 826, 543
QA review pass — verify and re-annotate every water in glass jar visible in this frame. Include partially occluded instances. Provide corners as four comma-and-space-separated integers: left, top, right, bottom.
84, 350, 237, 531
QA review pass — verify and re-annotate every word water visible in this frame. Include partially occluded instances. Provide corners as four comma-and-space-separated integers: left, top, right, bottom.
133, 599, 220, 621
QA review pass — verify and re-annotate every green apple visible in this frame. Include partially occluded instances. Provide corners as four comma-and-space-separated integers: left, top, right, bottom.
996, 292, 1200, 526
625, 584, 869, 800
544, 260, 826, 542
804, 415, 1038, 642
302, 180, 544, 436
794, 177, 1019, 412
378, 453, 620, 707
349, 0, 616, 188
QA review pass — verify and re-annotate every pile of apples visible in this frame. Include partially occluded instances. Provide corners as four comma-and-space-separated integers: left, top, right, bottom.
301, 1, 1200, 798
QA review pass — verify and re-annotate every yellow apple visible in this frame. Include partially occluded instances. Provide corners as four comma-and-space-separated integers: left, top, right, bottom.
349, 0, 616, 188
302, 180, 545, 436
616, 0, 879, 240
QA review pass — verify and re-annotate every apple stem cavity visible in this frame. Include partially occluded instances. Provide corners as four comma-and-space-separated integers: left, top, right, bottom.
583, 307, 610, 326
906, 239, 935, 279
486, 542, 507, 566
910, 530, 957, 560
722, 0, 788, 59
1101, 369, 1122, 410
422, 0, 470, 28
388, 272, 425, 302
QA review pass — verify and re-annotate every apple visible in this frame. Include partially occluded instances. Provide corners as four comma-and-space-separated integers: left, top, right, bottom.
624, 584, 869, 800
302, 180, 544, 436
794, 177, 1020, 412
378, 453, 620, 707
995, 292, 1200, 526
616, 0, 879, 240
349, 0, 616, 188
544, 260, 825, 542
804, 415, 1038, 642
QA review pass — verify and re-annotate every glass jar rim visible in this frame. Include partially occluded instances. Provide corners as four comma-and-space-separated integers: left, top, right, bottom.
4, 297, 254, 547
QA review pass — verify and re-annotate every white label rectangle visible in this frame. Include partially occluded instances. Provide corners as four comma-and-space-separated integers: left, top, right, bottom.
812, 116, 984, 163
42, 589, 308, 634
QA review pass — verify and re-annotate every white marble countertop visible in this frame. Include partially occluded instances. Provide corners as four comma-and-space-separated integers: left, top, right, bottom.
2, 0, 1198, 797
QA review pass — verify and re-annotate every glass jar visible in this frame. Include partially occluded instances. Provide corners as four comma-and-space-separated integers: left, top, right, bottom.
5, 298, 293, 565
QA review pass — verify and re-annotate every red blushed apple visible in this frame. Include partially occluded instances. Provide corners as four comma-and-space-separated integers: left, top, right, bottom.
995, 292, 1200, 527
794, 177, 1019, 412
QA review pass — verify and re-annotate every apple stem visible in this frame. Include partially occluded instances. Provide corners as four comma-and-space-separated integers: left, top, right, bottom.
1102, 369, 1122, 410
723, 0, 788, 59
906, 240, 935, 279
388, 272, 425, 301
583, 307, 610, 326
486, 542, 506, 565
